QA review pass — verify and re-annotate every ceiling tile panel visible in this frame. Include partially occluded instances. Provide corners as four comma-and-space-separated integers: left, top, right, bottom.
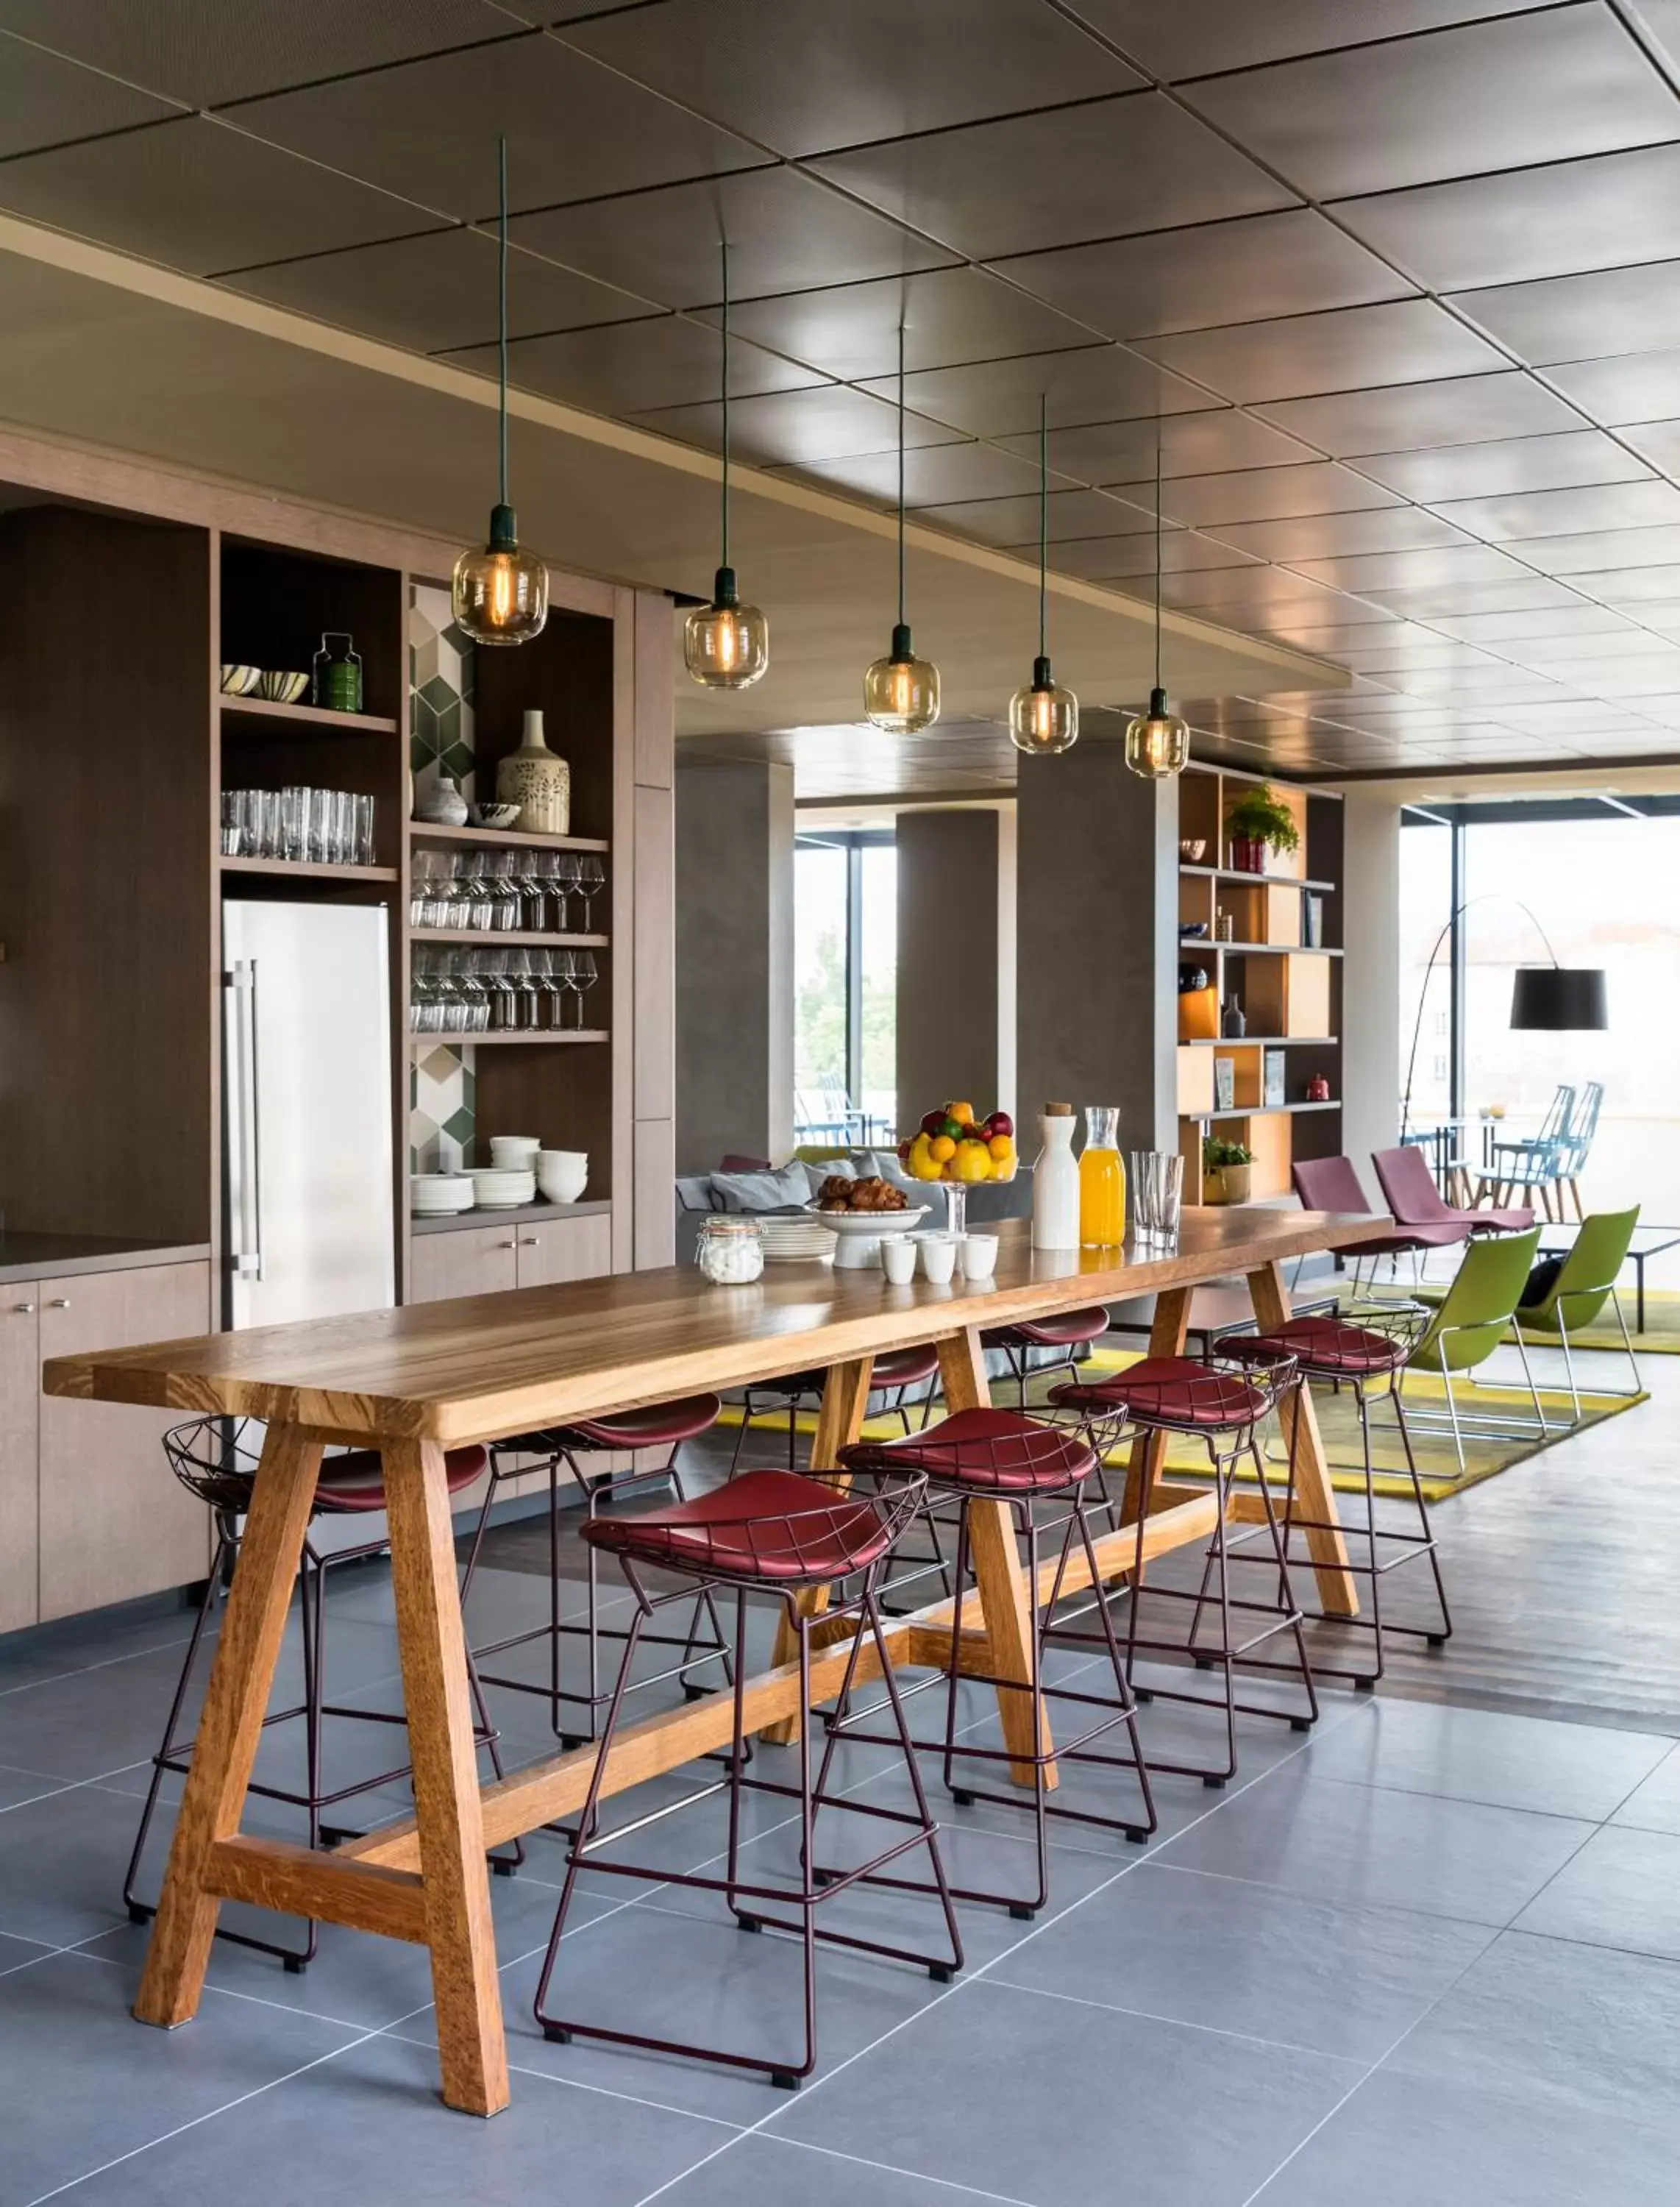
916, 487, 1156, 550
1353, 430, 1653, 501
1270, 619, 1440, 654
1337, 641, 1505, 676
1427, 605, 1642, 644
1516, 522, 1680, 575
0, 29, 185, 155
1255, 373, 1586, 457
770, 441, 1053, 506
0, 0, 523, 107
1180, 7, 1680, 200
1428, 478, 1680, 544
449, 316, 825, 415
1490, 621, 1656, 661
1622, 419, 1680, 473
1041, 530, 1261, 580
1063, 1, 1543, 81
1163, 567, 1383, 621
694, 266, 1099, 381
989, 208, 1410, 342
1137, 299, 1506, 404
855, 347, 1209, 438
1108, 461, 1403, 527
0, 116, 436, 275
1012, 411, 1322, 484
510, 167, 951, 310
809, 93, 1297, 261
1451, 259, 1680, 366
560, 0, 1142, 156
1545, 348, 1680, 426
1525, 652, 1680, 696
231, 35, 768, 224
1200, 506, 1471, 563
1338, 143, 1680, 293
1367, 575, 1596, 620
224, 228, 658, 354
630, 384, 962, 467
1562, 565, 1680, 605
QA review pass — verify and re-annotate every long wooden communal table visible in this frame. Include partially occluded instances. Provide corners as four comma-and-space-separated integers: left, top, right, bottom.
43, 1205, 1392, 2116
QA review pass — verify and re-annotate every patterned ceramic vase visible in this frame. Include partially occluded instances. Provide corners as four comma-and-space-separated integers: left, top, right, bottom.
496, 709, 570, 835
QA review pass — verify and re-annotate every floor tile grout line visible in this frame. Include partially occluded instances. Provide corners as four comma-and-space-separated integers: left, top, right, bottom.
972, 1967, 1381, 2064
751, 2130, 1046, 2207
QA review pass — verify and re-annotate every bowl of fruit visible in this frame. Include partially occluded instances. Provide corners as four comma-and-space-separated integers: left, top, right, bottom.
900, 1101, 1017, 1187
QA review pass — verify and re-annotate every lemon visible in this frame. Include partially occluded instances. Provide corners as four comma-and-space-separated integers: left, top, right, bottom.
929, 1134, 956, 1163
911, 1150, 945, 1182
953, 1142, 991, 1184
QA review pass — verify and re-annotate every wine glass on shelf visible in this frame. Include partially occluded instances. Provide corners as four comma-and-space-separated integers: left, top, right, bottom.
572, 948, 599, 1030
577, 854, 605, 933
550, 850, 581, 933
510, 946, 543, 1030
535, 948, 566, 1028
514, 850, 547, 933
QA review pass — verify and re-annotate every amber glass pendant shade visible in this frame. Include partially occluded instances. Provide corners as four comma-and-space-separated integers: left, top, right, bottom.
864, 622, 940, 734
452, 503, 549, 647
1010, 655, 1078, 755
1125, 686, 1192, 778
684, 565, 769, 689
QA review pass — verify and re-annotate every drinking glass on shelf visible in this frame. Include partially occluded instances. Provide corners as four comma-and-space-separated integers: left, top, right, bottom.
354, 793, 376, 868
512, 946, 544, 1029
304, 787, 333, 865
572, 948, 599, 1029
331, 790, 356, 868
478, 849, 515, 932
577, 854, 605, 931
278, 786, 308, 864
549, 850, 580, 932
463, 946, 492, 1031
219, 791, 244, 857
515, 850, 548, 933
534, 948, 566, 1028
255, 789, 282, 860
488, 948, 522, 1031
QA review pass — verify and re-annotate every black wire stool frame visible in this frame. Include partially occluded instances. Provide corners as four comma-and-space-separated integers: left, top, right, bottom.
1054, 1355, 1319, 1790
827, 1414, 1158, 1922
532, 1470, 964, 2092
124, 1416, 518, 1972
1221, 1304, 1453, 1688
458, 1421, 733, 1752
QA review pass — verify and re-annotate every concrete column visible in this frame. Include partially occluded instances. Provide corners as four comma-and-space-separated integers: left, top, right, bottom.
896, 809, 1013, 1124
1015, 743, 1178, 1151
674, 760, 794, 1172
1340, 792, 1402, 1171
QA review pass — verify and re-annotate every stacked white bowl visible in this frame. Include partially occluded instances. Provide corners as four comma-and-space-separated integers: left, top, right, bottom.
536, 1148, 588, 1204
411, 1174, 474, 1217
488, 1134, 541, 1170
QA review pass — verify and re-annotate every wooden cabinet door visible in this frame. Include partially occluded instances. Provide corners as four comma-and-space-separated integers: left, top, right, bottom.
515, 1212, 613, 1290
37, 1262, 213, 1622
407, 1226, 521, 1305
0, 1285, 40, 1634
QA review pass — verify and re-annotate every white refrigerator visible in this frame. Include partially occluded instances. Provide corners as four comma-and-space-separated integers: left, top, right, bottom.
222, 900, 395, 1332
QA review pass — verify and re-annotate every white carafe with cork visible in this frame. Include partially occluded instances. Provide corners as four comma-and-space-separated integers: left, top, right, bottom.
1031, 1101, 1081, 1250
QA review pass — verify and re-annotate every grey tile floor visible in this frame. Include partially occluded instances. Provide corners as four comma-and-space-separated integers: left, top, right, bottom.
3, 1347, 1680, 2203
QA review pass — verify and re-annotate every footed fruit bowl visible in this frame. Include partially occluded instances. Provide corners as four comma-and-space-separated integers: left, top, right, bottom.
899, 1101, 1018, 1187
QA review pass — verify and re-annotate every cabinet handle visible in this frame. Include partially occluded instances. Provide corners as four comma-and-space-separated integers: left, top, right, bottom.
13, 1301, 35, 1313
497, 1240, 516, 1250
48, 1297, 70, 1309
519, 1236, 538, 1246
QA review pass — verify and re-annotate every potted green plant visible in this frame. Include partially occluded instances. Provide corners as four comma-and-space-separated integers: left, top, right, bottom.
1203, 1134, 1254, 1204
1225, 785, 1300, 875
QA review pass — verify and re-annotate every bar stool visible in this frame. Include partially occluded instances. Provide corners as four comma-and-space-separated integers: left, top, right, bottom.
457, 1396, 727, 1750
124, 1416, 513, 1972
728, 1346, 941, 1473
832, 1407, 1156, 1920
1050, 1354, 1316, 1788
980, 1306, 1111, 1407
533, 1465, 963, 2091
1222, 1305, 1451, 1687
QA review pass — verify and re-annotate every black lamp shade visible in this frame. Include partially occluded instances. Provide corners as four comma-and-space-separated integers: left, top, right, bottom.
1510, 965, 1608, 1031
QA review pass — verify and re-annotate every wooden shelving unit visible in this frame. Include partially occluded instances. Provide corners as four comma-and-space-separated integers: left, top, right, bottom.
219, 695, 399, 736
219, 855, 399, 884
406, 1029, 608, 1046
410, 820, 610, 853
410, 928, 608, 948
1176, 763, 1344, 1201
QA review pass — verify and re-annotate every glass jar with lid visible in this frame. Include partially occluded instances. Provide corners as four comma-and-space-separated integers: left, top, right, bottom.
696, 1215, 764, 1285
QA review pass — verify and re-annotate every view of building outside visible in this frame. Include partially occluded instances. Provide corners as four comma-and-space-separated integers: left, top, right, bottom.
791, 837, 897, 1144
1402, 812, 1680, 1220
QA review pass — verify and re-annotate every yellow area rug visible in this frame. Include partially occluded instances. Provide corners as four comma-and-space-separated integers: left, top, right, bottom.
1501, 1287, 1679, 1358
716, 1343, 1645, 1505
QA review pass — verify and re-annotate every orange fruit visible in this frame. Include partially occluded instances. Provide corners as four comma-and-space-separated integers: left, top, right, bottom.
947, 1101, 976, 1126
987, 1133, 1014, 1163
929, 1134, 956, 1162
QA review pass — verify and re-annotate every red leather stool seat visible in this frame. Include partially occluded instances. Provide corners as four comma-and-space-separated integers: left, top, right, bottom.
982, 1306, 1110, 1351
500, 1395, 723, 1456
841, 1406, 1095, 1493
316, 1443, 488, 1513
583, 1468, 894, 1583
1225, 1317, 1406, 1379
1051, 1357, 1268, 1432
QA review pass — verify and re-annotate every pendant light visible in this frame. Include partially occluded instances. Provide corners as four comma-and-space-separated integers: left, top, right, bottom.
452, 138, 548, 647
864, 322, 940, 734
1009, 394, 1078, 756
684, 242, 769, 689
1125, 444, 1189, 779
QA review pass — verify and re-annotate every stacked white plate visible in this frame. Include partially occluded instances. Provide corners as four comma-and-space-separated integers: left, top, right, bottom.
758, 1214, 838, 1262
471, 1167, 536, 1209
411, 1175, 474, 1217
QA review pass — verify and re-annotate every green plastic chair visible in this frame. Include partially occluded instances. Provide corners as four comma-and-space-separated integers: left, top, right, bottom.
1516, 1206, 1642, 1416
1403, 1227, 1544, 1471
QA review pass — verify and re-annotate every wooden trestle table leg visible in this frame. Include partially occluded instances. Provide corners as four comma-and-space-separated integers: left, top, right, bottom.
936, 1327, 1053, 1790
382, 1438, 510, 2117
761, 1355, 875, 1747
1247, 1259, 1359, 1618
134, 1424, 324, 2031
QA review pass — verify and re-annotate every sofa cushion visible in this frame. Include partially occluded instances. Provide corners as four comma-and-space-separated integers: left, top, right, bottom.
709, 1162, 812, 1213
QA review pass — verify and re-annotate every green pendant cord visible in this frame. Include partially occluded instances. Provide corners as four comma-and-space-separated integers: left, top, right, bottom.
897, 319, 906, 632
497, 135, 509, 513
1153, 441, 1164, 695
720, 239, 730, 575
1038, 393, 1048, 663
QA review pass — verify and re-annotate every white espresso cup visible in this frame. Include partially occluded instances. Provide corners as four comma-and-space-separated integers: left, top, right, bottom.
917, 1234, 958, 1285
878, 1234, 916, 1285
959, 1234, 999, 1281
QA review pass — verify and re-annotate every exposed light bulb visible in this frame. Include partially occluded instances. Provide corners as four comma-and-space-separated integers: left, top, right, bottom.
683, 566, 769, 690
864, 622, 940, 734
452, 504, 548, 647
1009, 655, 1078, 756
1124, 686, 1191, 779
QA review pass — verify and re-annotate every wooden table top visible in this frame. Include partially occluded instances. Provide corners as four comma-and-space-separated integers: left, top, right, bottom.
41, 1207, 1393, 1448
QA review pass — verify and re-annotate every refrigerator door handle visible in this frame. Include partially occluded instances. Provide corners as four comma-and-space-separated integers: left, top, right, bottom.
227, 959, 263, 1280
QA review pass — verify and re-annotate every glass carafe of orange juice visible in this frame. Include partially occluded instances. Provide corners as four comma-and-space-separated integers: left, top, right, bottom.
1080, 1106, 1126, 1248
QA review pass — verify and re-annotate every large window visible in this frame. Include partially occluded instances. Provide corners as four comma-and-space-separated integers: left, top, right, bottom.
1400, 798, 1680, 1218
794, 830, 896, 1144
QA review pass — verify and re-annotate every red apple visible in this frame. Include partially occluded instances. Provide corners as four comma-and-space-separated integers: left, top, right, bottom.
919, 1109, 946, 1137
987, 1110, 1014, 1140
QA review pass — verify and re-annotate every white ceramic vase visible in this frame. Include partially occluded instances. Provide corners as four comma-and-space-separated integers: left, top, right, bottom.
496, 709, 570, 835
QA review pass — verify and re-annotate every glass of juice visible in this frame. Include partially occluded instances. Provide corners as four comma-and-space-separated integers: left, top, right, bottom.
1080, 1105, 1126, 1247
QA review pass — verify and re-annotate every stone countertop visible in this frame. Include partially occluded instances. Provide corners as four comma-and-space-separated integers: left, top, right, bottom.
0, 1234, 213, 1287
